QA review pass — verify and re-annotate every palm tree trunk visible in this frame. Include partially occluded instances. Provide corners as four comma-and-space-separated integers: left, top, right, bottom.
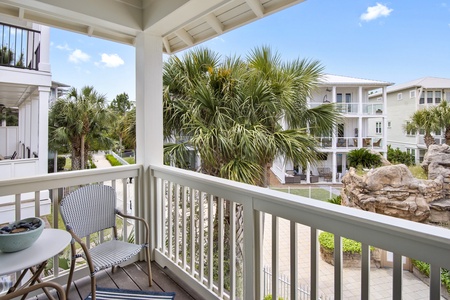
424, 133, 436, 148
446, 126, 450, 146
80, 135, 86, 170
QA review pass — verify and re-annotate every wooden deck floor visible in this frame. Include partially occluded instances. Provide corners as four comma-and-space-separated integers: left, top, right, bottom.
36, 261, 200, 300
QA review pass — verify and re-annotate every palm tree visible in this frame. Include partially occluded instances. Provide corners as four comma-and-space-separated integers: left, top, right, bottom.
163, 46, 340, 295
163, 46, 340, 186
430, 101, 450, 145
404, 108, 439, 148
49, 86, 112, 170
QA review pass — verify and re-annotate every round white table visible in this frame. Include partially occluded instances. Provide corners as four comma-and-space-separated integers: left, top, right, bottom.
0, 228, 71, 299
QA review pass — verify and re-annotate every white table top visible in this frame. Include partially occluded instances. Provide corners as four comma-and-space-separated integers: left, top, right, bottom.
0, 228, 71, 276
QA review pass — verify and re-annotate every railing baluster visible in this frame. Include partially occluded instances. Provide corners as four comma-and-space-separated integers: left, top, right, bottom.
190, 188, 196, 276
310, 227, 319, 299
174, 183, 180, 265
230, 201, 236, 300
199, 192, 205, 283
334, 234, 343, 300
290, 221, 298, 300
182, 186, 187, 269
168, 182, 173, 260
160, 180, 166, 254
122, 178, 128, 241
272, 215, 279, 300
361, 243, 370, 299
218, 197, 224, 297
208, 194, 213, 289
14, 194, 20, 221
430, 264, 441, 300
393, 253, 403, 299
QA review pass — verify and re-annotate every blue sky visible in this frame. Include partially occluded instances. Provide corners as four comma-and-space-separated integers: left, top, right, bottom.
50, 1, 450, 102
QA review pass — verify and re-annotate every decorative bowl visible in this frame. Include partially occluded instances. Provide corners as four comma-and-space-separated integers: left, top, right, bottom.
0, 217, 45, 253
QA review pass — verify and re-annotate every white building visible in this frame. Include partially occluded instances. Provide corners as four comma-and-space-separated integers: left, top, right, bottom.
371, 77, 450, 164
0, 18, 53, 222
272, 74, 392, 184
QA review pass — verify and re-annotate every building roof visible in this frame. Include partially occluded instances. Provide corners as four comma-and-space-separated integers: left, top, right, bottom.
385, 77, 450, 93
319, 74, 392, 87
368, 76, 450, 98
0, 0, 305, 54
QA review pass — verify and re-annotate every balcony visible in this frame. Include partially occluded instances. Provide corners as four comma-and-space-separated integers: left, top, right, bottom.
0, 22, 41, 71
1, 164, 450, 299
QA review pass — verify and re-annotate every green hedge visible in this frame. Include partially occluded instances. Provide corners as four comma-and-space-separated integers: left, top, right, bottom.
48, 156, 66, 173
105, 154, 122, 166
318, 231, 363, 254
412, 259, 450, 293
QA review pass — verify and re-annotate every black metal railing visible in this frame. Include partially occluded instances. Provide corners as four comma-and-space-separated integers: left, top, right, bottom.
0, 22, 40, 70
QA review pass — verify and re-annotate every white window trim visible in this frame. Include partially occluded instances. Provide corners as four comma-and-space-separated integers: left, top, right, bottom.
410, 90, 416, 98
397, 93, 403, 100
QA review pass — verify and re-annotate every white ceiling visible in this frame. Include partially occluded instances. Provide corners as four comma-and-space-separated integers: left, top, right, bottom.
0, 0, 305, 107
0, 0, 305, 54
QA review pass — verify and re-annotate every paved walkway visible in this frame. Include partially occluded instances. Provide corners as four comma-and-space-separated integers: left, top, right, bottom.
92, 153, 441, 299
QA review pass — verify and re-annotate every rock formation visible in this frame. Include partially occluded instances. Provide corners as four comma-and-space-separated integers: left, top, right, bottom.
341, 164, 443, 222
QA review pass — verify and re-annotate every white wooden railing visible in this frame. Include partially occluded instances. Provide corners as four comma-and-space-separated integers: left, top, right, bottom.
2, 165, 450, 299
151, 165, 450, 300
0, 165, 142, 288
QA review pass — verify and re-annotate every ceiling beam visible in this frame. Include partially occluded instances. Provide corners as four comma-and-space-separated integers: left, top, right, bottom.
205, 13, 223, 34
175, 28, 194, 47
245, 0, 264, 18
162, 36, 172, 54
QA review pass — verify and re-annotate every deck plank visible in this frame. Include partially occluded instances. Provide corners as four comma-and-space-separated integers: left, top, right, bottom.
33, 261, 196, 300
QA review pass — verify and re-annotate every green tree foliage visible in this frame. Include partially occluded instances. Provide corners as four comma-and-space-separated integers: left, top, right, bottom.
430, 101, 450, 145
48, 86, 113, 170
108, 93, 134, 153
163, 46, 340, 186
347, 148, 382, 169
404, 108, 439, 148
387, 145, 414, 166
0, 106, 18, 126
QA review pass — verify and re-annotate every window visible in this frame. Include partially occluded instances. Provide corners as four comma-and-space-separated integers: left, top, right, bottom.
435, 91, 441, 104
407, 148, 416, 162
427, 91, 433, 103
336, 93, 343, 103
410, 90, 416, 98
397, 93, 403, 100
338, 123, 344, 137
419, 92, 425, 104
419, 129, 425, 135
376, 122, 382, 134
388, 121, 391, 128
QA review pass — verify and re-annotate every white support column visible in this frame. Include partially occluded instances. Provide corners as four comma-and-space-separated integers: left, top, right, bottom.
31, 98, 39, 158
25, 103, 31, 157
358, 86, 362, 114
37, 25, 51, 73
135, 32, 163, 253
19, 106, 25, 158
38, 86, 50, 174
332, 153, 337, 183
382, 87, 388, 157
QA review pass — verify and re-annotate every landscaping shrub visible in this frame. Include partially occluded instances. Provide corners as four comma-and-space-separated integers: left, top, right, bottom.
263, 294, 284, 300
105, 154, 122, 166
327, 195, 341, 205
387, 145, 415, 166
412, 259, 450, 292
318, 232, 363, 254
347, 148, 381, 169
48, 156, 67, 173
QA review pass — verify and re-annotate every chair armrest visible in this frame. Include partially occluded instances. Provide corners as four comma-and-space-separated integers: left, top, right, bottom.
1, 281, 66, 300
116, 211, 150, 244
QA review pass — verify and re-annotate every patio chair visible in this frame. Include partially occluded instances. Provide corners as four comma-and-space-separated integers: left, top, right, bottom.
373, 138, 382, 147
4, 151, 17, 159
60, 184, 152, 300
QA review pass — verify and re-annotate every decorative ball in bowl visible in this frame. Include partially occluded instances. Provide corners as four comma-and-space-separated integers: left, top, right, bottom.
0, 217, 44, 253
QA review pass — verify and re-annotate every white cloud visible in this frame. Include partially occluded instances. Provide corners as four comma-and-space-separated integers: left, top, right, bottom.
56, 43, 72, 51
69, 49, 90, 63
360, 3, 393, 22
98, 53, 124, 68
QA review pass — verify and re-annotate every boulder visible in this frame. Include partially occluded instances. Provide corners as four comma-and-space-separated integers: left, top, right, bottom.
341, 164, 443, 222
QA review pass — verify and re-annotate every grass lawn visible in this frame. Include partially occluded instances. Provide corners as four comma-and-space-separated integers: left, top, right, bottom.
123, 157, 135, 164
272, 187, 334, 201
